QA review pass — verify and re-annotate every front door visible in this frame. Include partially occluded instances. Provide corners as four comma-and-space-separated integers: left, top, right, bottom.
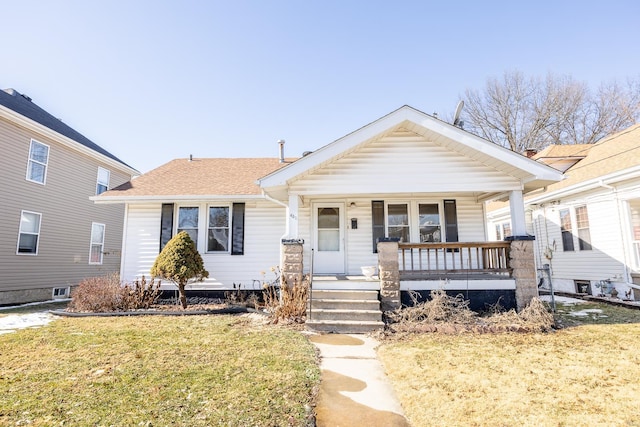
313, 203, 345, 274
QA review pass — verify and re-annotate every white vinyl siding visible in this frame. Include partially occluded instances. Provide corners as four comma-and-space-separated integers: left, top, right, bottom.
26, 139, 49, 184
288, 129, 522, 195
121, 202, 285, 289
17, 210, 41, 255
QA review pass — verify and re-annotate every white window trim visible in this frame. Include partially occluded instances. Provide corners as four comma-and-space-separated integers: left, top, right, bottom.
26, 139, 50, 185
559, 206, 592, 252
384, 200, 445, 243
16, 210, 42, 256
96, 167, 110, 195
206, 204, 231, 254
176, 206, 200, 250
89, 222, 106, 265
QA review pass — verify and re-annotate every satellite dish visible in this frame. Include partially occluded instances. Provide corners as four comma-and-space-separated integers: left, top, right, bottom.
453, 100, 464, 127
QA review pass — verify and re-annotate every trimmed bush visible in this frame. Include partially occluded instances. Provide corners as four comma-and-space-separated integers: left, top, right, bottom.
151, 231, 208, 308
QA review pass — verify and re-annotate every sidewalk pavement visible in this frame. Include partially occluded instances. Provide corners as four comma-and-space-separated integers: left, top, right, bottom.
308, 333, 410, 427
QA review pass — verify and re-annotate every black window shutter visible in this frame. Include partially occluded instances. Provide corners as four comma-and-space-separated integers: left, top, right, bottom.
160, 203, 174, 252
231, 203, 245, 255
372, 200, 385, 253
443, 199, 459, 242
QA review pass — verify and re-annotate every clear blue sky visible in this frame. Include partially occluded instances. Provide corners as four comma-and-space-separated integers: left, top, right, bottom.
3, 1, 639, 174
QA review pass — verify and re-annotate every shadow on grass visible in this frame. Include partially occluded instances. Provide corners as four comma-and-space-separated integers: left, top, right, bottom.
550, 299, 640, 328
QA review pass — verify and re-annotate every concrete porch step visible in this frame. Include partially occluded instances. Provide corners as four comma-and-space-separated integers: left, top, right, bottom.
306, 289, 384, 334
306, 319, 385, 334
309, 298, 381, 310
308, 308, 382, 322
310, 289, 379, 300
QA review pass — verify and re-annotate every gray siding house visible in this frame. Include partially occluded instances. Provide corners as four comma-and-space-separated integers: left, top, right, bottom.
0, 88, 138, 305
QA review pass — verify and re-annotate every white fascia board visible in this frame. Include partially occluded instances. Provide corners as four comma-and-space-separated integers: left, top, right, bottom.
0, 105, 140, 176
92, 194, 267, 204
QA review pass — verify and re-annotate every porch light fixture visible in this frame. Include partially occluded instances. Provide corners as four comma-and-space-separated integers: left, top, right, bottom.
349, 202, 356, 208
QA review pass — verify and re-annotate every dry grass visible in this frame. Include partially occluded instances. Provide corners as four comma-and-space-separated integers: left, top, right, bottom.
378, 301, 640, 427
0, 315, 319, 426
385, 290, 555, 334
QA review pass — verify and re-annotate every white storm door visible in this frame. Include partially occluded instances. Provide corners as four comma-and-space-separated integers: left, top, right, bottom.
313, 204, 345, 274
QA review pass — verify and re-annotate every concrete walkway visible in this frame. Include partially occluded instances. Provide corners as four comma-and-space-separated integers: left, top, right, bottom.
308, 333, 410, 427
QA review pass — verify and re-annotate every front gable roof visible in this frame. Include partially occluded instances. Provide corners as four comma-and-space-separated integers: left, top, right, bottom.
258, 105, 564, 200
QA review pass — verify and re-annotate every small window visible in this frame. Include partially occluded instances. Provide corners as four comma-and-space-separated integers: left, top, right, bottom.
559, 209, 574, 251
89, 223, 105, 264
53, 287, 69, 298
387, 204, 409, 242
17, 211, 41, 254
96, 167, 110, 195
208, 206, 230, 252
177, 207, 199, 246
575, 206, 592, 251
418, 204, 441, 242
26, 140, 49, 184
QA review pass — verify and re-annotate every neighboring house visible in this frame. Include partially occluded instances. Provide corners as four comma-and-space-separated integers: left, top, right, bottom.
0, 88, 139, 305
487, 124, 640, 300
97, 106, 563, 311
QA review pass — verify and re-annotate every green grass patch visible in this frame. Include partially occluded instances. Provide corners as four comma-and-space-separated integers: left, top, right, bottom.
0, 315, 319, 426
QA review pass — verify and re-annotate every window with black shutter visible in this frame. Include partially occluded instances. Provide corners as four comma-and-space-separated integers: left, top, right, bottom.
231, 203, 245, 255
159, 203, 174, 252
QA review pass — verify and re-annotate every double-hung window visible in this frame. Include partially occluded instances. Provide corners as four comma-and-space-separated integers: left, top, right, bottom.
208, 206, 230, 252
89, 223, 105, 264
96, 167, 110, 195
26, 140, 49, 184
419, 204, 441, 242
17, 211, 41, 254
559, 209, 574, 251
387, 204, 409, 242
575, 206, 592, 250
177, 207, 199, 246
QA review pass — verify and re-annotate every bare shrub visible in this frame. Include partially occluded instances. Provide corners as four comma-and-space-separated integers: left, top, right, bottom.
68, 274, 161, 313
120, 276, 161, 310
68, 273, 122, 312
263, 275, 309, 324
387, 289, 477, 325
386, 291, 555, 335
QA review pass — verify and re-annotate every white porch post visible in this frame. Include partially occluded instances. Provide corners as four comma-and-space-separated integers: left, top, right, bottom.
286, 193, 300, 239
508, 190, 527, 236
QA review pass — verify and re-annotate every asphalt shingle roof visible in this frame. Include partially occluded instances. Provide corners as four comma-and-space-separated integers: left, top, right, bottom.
104, 158, 294, 197
0, 88, 134, 169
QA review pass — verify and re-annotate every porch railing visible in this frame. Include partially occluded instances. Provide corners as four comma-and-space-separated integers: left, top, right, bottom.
398, 242, 512, 279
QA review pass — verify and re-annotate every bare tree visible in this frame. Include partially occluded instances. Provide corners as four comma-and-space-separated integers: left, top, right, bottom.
462, 71, 640, 152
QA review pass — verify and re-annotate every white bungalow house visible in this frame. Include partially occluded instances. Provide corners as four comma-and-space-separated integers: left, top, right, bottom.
487, 124, 640, 300
96, 106, 563, 315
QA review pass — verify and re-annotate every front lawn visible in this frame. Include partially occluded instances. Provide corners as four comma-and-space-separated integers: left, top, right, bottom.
378, 300, 640, 426
0, 314, 319, 426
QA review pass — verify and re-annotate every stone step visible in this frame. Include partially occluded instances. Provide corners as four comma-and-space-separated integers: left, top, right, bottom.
307, 308, 382, 322
310, 289, 379, 300
305, 319, 385, 334
309, 298, 381, 310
